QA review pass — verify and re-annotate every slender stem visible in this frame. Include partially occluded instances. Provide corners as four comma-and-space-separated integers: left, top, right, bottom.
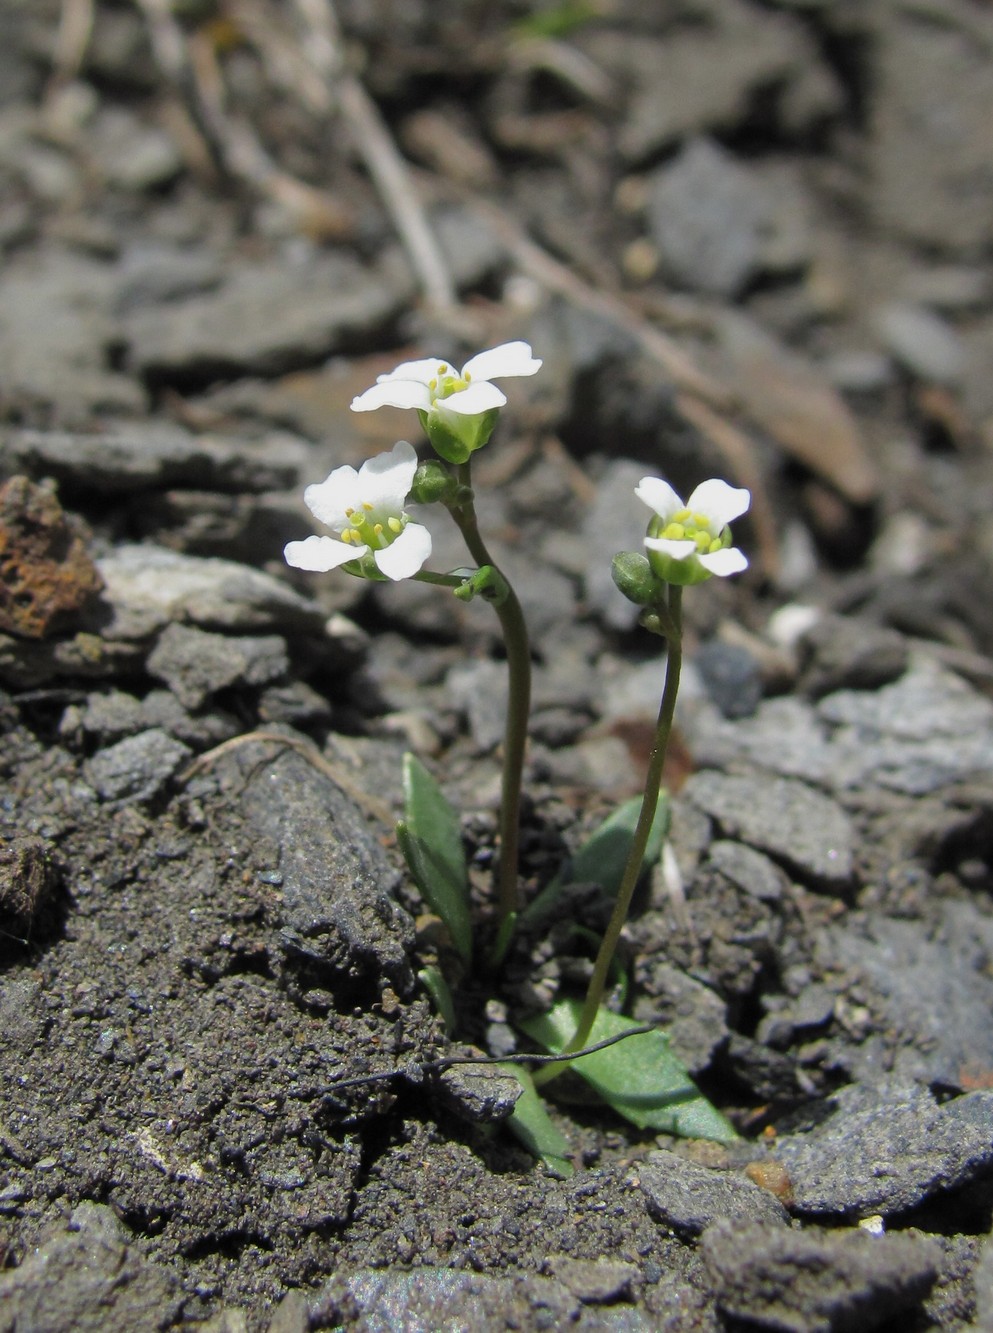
556, 584, 683, 1062
447, 461, 531, 926
412, 570, 467, 589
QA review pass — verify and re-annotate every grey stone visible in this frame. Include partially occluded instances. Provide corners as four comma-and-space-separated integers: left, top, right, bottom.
773, 1083, 993, 1218
432, 1061, 522, 1124
0, 249, 143, 424
640, 1151, 789, 1238
147, 622, 288, 710
114, 241, 223, 311
684, 771, 853, 890
876, 302, 966, 385
85, 728, 192, 802
901, 265, 992, 313
817, 900, 993, 1090
218, 733, 415, 994
976, 1234, 993, 1333
549, 1256, 639, 1304
868, 6, 993, 250
693, 639, 762, 719
0, 425, 303, 495
632, 963, 729, 1076
702, 1218, 939, 1333
125, 250, 414, 381
446, 659, 508, 752
96, 545, 327, 640
582, 460, 649, 631
646, 139, 768, 299
707, 840, 786, 903
87, 106, 183, 192
0, 1201, 180, 1331
797, 614, 909, 698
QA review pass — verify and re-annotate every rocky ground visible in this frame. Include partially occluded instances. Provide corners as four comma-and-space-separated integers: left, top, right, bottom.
2, 1, 993, 1329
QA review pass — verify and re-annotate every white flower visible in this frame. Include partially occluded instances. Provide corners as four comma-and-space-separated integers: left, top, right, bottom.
637, 476, 750, 586
350, 341, 542, 463
350, 340, 542, 416
284, 440, 432, 582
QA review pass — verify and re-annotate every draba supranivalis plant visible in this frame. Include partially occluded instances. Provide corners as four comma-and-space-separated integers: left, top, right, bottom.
638, 477, 750, 586
350, 341, 542, 464
283, 440, 431, 582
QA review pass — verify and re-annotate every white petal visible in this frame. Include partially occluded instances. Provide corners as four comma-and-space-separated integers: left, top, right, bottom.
698, 546, 748, 577
377, 356, 447, 384
462, 341, 542, 382
686, 479, 750, 529
374, 523, 432, 580
441, 381, 507, 415
644, 536, 696, 560
635, 476, 684, 520
304, 463, 361, 529
358, 440, 418, 512
351, 380, 433, 413
284, 534, 365, 572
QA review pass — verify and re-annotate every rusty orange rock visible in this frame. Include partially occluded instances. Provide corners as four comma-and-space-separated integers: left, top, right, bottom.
0, 475, 104, 639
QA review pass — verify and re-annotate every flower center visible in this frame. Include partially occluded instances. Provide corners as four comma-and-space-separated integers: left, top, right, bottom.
428, 363, 471, 404
657, 507, 726, 555
340, 501, 406, 550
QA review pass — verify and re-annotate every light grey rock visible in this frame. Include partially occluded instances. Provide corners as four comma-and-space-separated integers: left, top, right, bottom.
85, 728, 192, 802
817, 900, 993, 1091
773, 1082, 993, 1218
632, 962, 729, 1076
447, 659, 507, 752
114, 241, 223, 310
901, 265, 992, 313
702, 1218, 939, 1333
146, 622, 288, 710
433, 1061, 522, 1124
0, 1201, 180, 1331
0, 249, 143, 423
868, 6, 993, 250
707, 840, 787, 903
684, 771, 854, 890
125, 251, 414, 381
0, 425, 303, 494
976, 1234, 993, 1333
876, 302, 965, 385
693, 639, 762, 719
96, 545, 326, 639
86, 106, 183, 191
797, 614, 909, 698
646, 139, 768, 299
640, 1151, 789, 1238
582, 460, 649, 631
549, 1256, 639, 1305
217, 733, 415, 994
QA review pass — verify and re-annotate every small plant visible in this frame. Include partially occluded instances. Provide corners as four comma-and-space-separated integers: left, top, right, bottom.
286, 343, 749, 1168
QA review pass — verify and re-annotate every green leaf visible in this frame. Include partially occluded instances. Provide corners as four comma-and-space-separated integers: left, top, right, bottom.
521, 793, 671, 928
501, 1065, 573, 1178
399, 753, 473, 964
520, 999, 737, 1143
417, 965, 457, 1034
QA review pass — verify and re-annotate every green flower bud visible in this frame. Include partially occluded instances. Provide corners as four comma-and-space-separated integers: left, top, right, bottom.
410, 461, 456, 505
611, 551, 666, 606
418, 406, 500, 465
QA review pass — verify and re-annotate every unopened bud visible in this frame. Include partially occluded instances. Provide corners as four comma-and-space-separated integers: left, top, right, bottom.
410, 461, 456, 505
612, 551, 664, 606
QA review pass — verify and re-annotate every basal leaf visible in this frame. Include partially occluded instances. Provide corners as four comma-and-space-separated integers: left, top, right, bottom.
399, 753, 472, 964
521, 793, 671, 928
417, 965, 457, 1033
521, 999, 737, 1143
501, 1065, 573, 1178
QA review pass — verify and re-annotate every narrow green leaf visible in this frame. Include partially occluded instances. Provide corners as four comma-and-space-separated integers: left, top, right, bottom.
398, 753, 473, 964
521, 793, 671, 928
417, 965, 457, 1034
521, 999, 737, 1143
501, 1065, 573, 1178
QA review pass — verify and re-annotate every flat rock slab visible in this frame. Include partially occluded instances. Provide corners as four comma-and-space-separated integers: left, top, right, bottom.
684, 770, 853, 890
702, 1218, 940, 1333
96, 545, 326, 639
773, 1084, 993, 1218
146, 622, 288, 710
639, 1150, 790, 1238
215, 734, 415, 995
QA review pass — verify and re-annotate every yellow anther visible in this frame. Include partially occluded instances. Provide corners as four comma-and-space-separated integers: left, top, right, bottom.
344, 506, 354, 517
437, 363, 448, 375
464, 370, 471, 382
373, 523, 384, 537
674, 508, 691, 523
429, 378, 438, 391
387, 516, 402, 534
692, 511, 709, 528
694, 532, 711, 552
341, 529, 354, 544
708, 537, 722, 553
664, 522, 685, 540
362, 501, 374, 511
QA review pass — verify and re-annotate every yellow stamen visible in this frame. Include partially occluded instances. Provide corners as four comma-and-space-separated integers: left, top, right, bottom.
373, 523, 384, 537
362, 501, 373, 511
708, 537, 722, 553
429, 378, 437, 391
437, 364, 448, 374
692, 511, 709, 528
465, 370, 471, 382
674, 508, 691, 522
694, 532, 711, 552
387, 516, 402, 534
664, 523, 685, 540
344, 507, 354, 517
